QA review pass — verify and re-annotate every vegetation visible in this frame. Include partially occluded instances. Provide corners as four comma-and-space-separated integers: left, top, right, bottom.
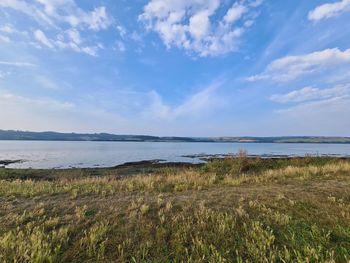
1, 129, 350, 143
0, 156, 350, 262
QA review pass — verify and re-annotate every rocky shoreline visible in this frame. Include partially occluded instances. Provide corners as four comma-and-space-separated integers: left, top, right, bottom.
2, 154, 350, 170
182, 153, 350, 161
0, 160, 23, 167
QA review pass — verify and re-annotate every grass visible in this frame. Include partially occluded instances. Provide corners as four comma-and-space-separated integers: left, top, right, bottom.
0, 156, 349, 262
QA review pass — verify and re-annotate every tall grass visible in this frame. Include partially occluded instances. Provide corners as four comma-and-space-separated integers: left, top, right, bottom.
0, 157, 349, 262
1, 160, 349, 197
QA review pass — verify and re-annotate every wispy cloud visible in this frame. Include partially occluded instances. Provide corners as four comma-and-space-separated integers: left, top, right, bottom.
0, 61, 36, 82
0, 71, 11, 79
0, 0, 112, 31
34, 29, 54, 48
308, 0, 350, 21
35, 75, 61, 90
0, 61, 36, 67
0, 24, 16, 34
0, 90, 75, 111
267, 83, 350, 135
1, 0, 113, 56
0, 23, 28, 37
0, 88, 145, 134
276, 96, 350, 119
270, 85, 350, 103
0, 35, 11, 43
267, 95, 350, 136
247, 48, 350, 82
0, 0, 55, 26
33, 29, 99, 56
145, 81, 225, 119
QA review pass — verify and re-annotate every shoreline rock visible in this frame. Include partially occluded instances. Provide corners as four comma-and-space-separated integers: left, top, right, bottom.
0, 160, 23, 166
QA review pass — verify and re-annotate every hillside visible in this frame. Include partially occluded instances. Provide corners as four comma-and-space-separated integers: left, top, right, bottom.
1, 130, 350, 143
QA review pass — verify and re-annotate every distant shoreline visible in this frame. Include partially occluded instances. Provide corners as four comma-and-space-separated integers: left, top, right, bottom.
0, 130, 350, 144
1, 130, 350, 144
1, 139, 350, 144
1, 140, 350, 145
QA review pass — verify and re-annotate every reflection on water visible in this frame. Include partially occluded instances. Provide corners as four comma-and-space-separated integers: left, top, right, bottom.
0, 141, 349, 169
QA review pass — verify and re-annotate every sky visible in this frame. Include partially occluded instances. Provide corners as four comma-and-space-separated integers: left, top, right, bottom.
0, 0, 350, 137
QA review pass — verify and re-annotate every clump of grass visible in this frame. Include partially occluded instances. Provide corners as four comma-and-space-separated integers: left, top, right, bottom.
80, 221, 109, 260
0, 223, 69, 262
203, 153, 346, 178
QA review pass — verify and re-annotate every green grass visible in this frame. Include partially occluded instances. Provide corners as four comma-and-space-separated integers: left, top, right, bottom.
0, 157, 350, 262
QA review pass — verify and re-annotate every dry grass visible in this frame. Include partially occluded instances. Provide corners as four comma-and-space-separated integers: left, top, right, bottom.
0, 157, 350, 262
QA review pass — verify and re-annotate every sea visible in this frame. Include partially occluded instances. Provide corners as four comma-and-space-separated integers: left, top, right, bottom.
1, 140, 350, 169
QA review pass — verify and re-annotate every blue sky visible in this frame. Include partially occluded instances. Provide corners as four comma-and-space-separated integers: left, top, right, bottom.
0, 0, 350, 136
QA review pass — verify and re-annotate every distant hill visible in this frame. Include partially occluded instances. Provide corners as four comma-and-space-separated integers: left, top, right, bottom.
0, 130, 200, 142
0, 130, 349, 143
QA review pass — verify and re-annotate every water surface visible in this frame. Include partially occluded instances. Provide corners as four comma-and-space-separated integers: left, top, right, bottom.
0, 141, 350, 169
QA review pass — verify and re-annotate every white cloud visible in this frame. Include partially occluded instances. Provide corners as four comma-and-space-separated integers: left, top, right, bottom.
34, 29, 54, 48
270, 85, 350, 103
224, 3, 248, 24
308, 0, 350, 21
248, 47, 350, 82
1, 0, 113, 56
139, 0, 262, 57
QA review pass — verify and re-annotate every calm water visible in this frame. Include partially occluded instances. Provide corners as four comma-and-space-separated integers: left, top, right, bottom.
0, 141, 350, 169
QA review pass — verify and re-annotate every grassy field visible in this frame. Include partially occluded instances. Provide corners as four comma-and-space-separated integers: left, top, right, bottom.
0, 156, 350, 262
